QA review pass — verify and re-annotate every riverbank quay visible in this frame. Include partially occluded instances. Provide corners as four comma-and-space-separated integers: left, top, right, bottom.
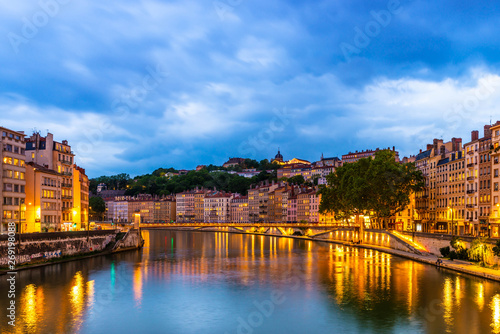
143, 226, 500, 282
0, 229, 144, 275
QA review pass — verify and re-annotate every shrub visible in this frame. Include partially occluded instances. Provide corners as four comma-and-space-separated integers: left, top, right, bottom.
468, 237, 492, 264
450, 236, 465, 250
456, 248, 469, 260
449, 250, 457, 260
440, 246, 450, 257
493, 240, 500, 257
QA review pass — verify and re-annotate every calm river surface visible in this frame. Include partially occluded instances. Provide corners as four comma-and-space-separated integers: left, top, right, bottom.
2, 230, 500, 334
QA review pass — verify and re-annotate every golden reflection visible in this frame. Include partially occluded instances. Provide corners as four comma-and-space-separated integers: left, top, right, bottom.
21, 284, 38, 332
134, 266, 143, 307
443, 277, 453, 329
251, 234, 255, 260
455, 277, 461, 307
87, 280, 95, 308
70, 271, 85, 330
477, 282, 485, 311
491, 294, 500, 334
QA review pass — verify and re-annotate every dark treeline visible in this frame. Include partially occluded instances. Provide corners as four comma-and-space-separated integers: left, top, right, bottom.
89, 159, 281, 196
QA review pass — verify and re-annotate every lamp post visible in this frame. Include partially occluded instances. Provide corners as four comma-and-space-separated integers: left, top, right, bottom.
447, 206, 454, 236
19, 198, 25, 234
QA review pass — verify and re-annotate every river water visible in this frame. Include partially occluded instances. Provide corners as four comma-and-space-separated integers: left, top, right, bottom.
1, 230, 500, 333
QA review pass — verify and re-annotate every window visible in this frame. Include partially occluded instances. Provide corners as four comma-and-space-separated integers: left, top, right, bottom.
3, 183, 12, 192
3, 211, 12, 219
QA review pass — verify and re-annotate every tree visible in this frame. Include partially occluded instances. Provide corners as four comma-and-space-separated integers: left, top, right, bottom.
287, 175, 305, 185
89, 196, 106, 221
319, 150, 424, 228
365, 150, 424, 228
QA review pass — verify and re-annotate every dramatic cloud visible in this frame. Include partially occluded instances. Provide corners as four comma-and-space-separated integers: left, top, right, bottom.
1, 0, 500, 177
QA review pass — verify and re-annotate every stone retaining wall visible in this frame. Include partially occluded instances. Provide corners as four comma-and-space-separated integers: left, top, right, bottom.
0, 230, 121, 267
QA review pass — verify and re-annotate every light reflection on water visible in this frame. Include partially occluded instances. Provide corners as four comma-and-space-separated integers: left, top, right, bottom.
2, 230, 500, 333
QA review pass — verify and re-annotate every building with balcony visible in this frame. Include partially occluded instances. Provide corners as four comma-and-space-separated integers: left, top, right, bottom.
176, 190, 195, 222
230, 195, 248, 223
204, 192, 232, 223
490, 121, 500, 237
25, 132, 76, 230
73, 165, 89, 231
1, 127, 26, 234
25, 162, 62, 232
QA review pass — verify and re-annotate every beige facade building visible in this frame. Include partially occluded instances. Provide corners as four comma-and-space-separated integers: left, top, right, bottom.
154, 197, 176, 222
73, 165, 89, 231
25, 163, 62, 232
176, 190, 195, 222
1, 127, 27, 234
257, 181, 279, 222
230, 195, 248, 223
204, 192, 232, 223
25, 132, 77, 231
490, 122, 500, 236
128, 196, 155, 223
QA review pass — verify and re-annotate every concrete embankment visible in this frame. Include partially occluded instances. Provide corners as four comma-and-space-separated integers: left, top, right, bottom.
0, 229, 144, 275
144, 226, 500, 282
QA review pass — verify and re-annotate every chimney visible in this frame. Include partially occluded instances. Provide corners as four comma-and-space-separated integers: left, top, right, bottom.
427, 144, 433, 151
419, 149, 422, 153
485, 125, 492, 138
471, 130, 479, 141
433, 139, 439, 154
440, 145, 446, 157
451, 137, 462, 152
393, 146, 395, 151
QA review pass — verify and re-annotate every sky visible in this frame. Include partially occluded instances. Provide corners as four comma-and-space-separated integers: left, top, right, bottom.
1, 0, 500, 178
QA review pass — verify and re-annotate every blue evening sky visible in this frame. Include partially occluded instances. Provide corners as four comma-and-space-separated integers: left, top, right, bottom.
1, 0, 500, 177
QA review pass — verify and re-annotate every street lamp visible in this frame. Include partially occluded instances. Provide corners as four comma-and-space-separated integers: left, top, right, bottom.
18, 199, 26, 234
447, 206, 453, 235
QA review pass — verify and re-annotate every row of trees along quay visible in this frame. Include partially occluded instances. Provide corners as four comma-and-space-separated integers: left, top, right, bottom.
318, 150, 424, 229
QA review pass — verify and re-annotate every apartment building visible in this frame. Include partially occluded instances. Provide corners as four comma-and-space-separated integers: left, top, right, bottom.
415, 138, 461, 233
257, 181, 279, 222
25, 132, 76, 230
490, 122, 500, 237
176, 190, 195, 222
230, 195, 248, 223
309, 190, 319, 223
73, 165, 89, 231
1, 127, 26, 233
154, 197, 176, 222
204, 192, 232, 223
128, 196, 155, 223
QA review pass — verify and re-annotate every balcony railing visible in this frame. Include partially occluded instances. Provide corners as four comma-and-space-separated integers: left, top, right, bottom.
466, 204, 475, 209
467, 163, 475, 168
61, 183, 72, 188
467, 176, 475, 181
467, 189, 476, 194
